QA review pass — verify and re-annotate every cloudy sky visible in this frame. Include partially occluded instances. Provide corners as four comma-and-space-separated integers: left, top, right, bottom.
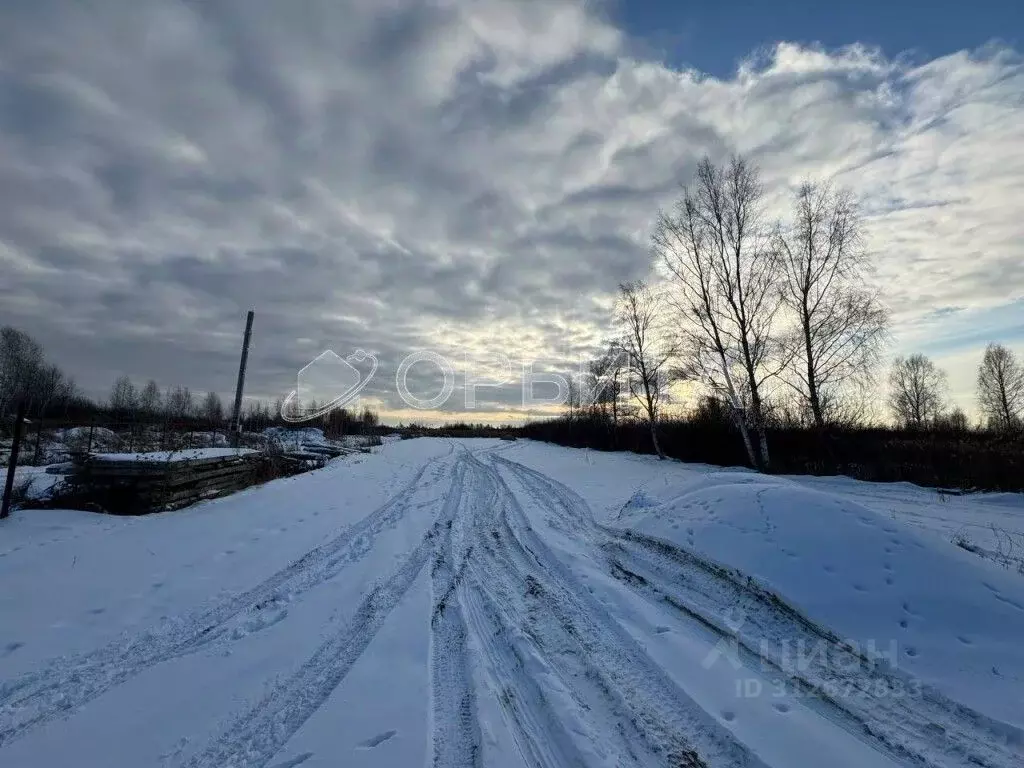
1, 0, 1022, 424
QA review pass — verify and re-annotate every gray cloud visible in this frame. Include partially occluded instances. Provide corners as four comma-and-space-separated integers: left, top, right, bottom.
0, 1, 1021, 420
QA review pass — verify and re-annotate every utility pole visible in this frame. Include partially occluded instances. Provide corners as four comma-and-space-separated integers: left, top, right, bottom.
1, 401, 28, 520
230, 310, 255, 444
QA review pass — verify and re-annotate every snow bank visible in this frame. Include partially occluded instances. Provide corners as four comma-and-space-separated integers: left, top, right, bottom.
263, 427, 328, 447
56, 426, 118, 443
261, 427, 382, 452
10, 466, 63, 500
624, 472, 1024, 727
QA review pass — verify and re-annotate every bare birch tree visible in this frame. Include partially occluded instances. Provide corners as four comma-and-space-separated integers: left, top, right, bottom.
615, 281, 673, 459
564, 377, 585, 420
165, 386, 195, 419
109, 375, 138, 417
0, 326, 45, 416
654, 155, 782, 469
202, 391, 225, 423
977, 343, 1024, 431
775, 181, 888, 427
139, 380, 162, 416
889, 354, 947, 428
589, 343, 627, 426
35, 364, 71, 419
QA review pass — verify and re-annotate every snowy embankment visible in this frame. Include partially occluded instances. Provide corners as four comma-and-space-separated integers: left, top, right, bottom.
625, 474, 1024, 722
7, 466, 62, 500
509, 443, 1024, 726
1, 438, 1022, 768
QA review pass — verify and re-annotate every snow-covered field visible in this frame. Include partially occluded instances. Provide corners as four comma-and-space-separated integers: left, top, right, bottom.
1, 438, 1022, 767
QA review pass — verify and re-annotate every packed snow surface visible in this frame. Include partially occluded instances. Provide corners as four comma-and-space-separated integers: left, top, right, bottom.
1, 438, 1022, 768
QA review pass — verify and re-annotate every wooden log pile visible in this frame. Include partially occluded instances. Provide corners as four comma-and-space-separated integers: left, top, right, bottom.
279, 443, 368, 463
71, 451, 260, 514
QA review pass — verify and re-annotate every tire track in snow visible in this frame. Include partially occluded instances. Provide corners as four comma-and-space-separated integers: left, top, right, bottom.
459, 581, 591, 768
495, 455, 1024, 768
453, 459, 595, 768
461, 452, 766, 768
184, 461, 467, 768
0, 453, 453, 749
460, 457, 658, 767
607, 531, 1024, 768
184, 534, 434, 768
428, 455, 482, 768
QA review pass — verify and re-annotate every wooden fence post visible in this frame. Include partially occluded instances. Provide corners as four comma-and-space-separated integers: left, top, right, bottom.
231, 310, 255, 447
1, 401, 28, 520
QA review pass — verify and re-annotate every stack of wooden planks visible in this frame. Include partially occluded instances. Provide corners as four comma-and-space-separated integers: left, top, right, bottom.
71, 450, 260, 514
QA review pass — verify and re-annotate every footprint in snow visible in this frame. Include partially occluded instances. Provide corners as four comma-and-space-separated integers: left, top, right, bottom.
772, 702, 790, 714
2, 641, 24, 658
358, 730, 397, 749
654, 626, 670, 634
268, 753, 314, 768
88, 607, 106, 615
720, 710, 736, 722
991, 593, 1024, 612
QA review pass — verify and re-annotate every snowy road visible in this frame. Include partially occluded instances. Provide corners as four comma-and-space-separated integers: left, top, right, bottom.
1, 439, 1022, 767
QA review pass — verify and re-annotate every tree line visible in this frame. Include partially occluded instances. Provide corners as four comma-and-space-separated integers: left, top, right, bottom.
563, 156, 1024, 468
1, 325, 381, 437
1, 327, 83, 421
0, 328, 229, 427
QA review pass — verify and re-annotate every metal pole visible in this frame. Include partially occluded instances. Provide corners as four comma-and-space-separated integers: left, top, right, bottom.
231, 310, 255, 443
2, 401, 28, 520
